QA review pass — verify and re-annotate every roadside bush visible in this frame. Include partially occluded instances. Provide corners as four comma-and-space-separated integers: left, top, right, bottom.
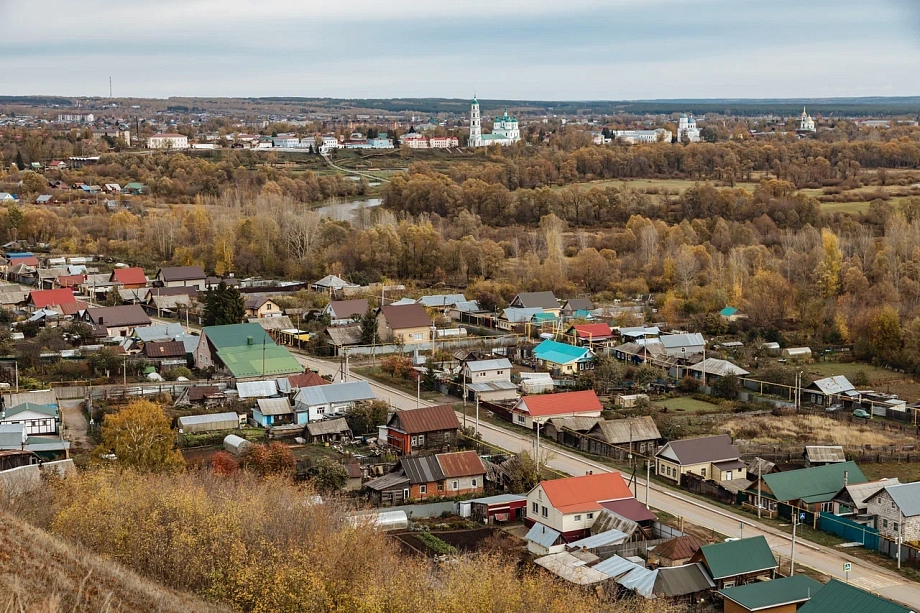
677, 376, 700, 393
163, 367, 193, 381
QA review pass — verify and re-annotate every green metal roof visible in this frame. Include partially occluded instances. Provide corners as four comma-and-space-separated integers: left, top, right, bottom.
759, 462, 866, 504
720, 575, 824, 611
533, 339, 593, 365
796, 579, 910, 613
4, 403, 58, 418
531, 312, 558, 323
204, 323, 302, 378
698, 536, 777, 580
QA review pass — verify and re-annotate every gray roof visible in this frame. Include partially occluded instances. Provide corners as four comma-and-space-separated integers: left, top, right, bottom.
400, 454, 445, 484
748, 457, 776, 477
365, 471, 409, 491
313, 274, 358, 290
176, 412, 239, 426
594, 554, 641, 578
295, 381, 374, 407
511, 291, 558, 309
526, 522, 562, 549
451, 300, 484, 313
545, 416, 600, 433
881, 482, 920, 517
468, 380, 518, 392
417, 294, 466, 307
619, 326, 660, 338
134, 323, 185, 341
656, 434, 740, 466
467, 493, 527, 505
841, 479, 900, 506
590, 416, 661, 445
688, 358, 749, 377
256, 398, 293, 416
501, 307, 543, 323
805, 445, 846, 463
659, 333, 706, 349
533, 552, 609, 586
590, 509, 639, 537
0, 423, 26, 447
654, 563, 716, 598
808, 375, 855, 395
326, 325, 363, 346
565, 529, 629, 550
305, 417, 352, 437
24, 436, 70, 452
563, 298, 594, 311
464, 358, 512, 372
237, 380, 279, 399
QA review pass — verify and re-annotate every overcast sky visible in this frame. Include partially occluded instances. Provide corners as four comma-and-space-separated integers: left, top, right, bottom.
1, 0, 917, 100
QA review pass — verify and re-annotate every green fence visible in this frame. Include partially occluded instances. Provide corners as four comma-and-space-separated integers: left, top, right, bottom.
818, 512, 879, 550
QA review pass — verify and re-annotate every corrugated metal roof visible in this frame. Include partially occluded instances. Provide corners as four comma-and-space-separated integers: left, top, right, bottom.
465, 358, 512, 372
600, 498, 657, 523
652, 535, 703, 562
590, 508, 639, 537
698, 536, 777, 580
883, 482, 920, 517
468, 380, 518, 392
256, 398, 292, 416
618, 565, 657, 598
401, 454, 445, 484
762, 462, 865, 504
546, 416, 599, 432
327, 325, 363, 346
501, 307, 543, 323
134, 324, 186, 341
843, 479, 899, 506
539, 472, 632, 514
296, 380, 375, 406
237, 380, 279, 398
525, 523, 563, 549
533, 339, 593, 365
805, 445, 846, 463
795, 578, 910, 613
594, 554, 641, 578
533, 552, 609, 586
659, 333, 705, 349
436, 450, 484, 478
177, 412, 239, 426
511, 291, 558, 309
517, 390, 603, 418
720, 575, 823, 611
467, 493, 526, 505
364, 471, 409, 491
390, 405, 459, 435
688, 358, 749, 377
656, 435, 739, 466
417, 294, 466, 307
654, 563, 715, 598
565, 529, 629, 550
619, 326, 660, 338
305, 417, 351, 437
808, 375, 855, 395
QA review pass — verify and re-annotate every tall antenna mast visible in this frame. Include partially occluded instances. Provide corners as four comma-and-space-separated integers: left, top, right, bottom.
109, 76, 112, 98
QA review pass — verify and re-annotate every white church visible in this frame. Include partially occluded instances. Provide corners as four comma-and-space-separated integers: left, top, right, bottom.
676, 113, 701, 142
469, 97, 520, 147
798, 107, 816, 133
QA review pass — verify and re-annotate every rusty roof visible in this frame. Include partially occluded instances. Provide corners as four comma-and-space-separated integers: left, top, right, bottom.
378, 303, 431, 330
288, 372, 329, 389
187, 386, 220, 402
390, 404, 459, 434
652, 535, 703, 562
143, 341, 187, 358
437, 450, 485, 478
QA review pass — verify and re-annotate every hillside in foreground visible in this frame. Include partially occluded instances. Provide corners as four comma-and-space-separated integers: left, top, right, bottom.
0, 511, 228, 613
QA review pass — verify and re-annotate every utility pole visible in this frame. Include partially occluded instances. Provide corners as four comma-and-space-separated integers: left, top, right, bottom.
123, 356, 127, 387
790, 512, 799, 576
416, 375, 420, 409
475, 393, 480, 436
645, 459, 650, 509
758, 462, 763, 519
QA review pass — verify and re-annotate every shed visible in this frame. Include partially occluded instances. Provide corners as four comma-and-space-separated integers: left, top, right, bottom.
237, 380, 279, 399
804, 445, 846, 467
304, 417, 353, 443
253, 397, 293, 427
177, 412, 242, 434
468, 493, 527, 524
781, 347, 812, 360
795, 578, 910, 613
223, 434, 251, 455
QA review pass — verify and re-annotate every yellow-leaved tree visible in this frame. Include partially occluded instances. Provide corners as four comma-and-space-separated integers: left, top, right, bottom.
93, 399, 184, 472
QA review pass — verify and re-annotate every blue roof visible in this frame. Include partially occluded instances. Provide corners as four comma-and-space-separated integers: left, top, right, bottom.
533, 339, 593, 365
720, 307, 739, 317
525, 523, 562, 549
594, 554, 642, 578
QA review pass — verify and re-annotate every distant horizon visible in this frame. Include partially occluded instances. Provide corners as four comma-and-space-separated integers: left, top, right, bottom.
2, 0, 918, 99
5, 95, 920, 103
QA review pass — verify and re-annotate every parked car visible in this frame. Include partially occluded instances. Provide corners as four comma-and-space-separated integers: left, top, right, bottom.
853, 408, 871, 419
825, 404, 844, 413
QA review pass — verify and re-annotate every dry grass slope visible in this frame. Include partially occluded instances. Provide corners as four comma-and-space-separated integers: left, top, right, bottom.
719, 414, 916, 447
0, 511, 228, 613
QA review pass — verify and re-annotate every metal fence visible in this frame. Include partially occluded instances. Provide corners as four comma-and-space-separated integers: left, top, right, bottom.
818, 512, 879, 550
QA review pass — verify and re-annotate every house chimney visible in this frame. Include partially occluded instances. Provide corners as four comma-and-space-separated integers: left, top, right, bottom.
844, 471, 848, 486
247, 335, 253, 345
98, 316, 104, 325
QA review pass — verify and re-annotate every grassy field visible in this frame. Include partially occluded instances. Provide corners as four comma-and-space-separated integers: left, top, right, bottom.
819, 201, 871, 214
806, 360, 920, 400
862, 462, 920, 483
717, 413, 918, 447
653, 396, 721, 413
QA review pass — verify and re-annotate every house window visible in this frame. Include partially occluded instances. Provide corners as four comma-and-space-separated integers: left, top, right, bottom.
420, 484, 427, 494
438, 482, 444, 492
403, 489, 409, 500
413, 333, 424, 341
895, 522, 900, 532
574, 515, 582, 521
471, 478, 477, 488
452, 480, 459, 490
497, 371, 503, 375
892, 501, 897, 509
821, 502, 834, 513
516, 414, 525, 425
541, 506, 548, 518
883, 519, 889, 528
317, 407, 325, 415
724, 471, 732, 480
532, 502, 539, 514
586, 513, 593, 520
701, 468, 707, 478
410, 436, 418, 447
417, 434, 425, 445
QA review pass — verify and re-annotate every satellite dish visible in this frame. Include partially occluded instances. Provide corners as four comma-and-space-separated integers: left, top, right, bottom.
539, 333, 553, 339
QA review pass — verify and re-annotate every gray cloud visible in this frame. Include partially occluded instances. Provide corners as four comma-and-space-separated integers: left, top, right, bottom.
0, 0, 917, 98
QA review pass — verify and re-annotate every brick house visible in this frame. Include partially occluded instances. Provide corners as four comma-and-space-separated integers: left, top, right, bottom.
384, 405, 460, 455
365, 450, 485, 505
865, 482, 920, 542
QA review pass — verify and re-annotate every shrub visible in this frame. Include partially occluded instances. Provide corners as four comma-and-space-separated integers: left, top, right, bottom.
210, 451, 239, 476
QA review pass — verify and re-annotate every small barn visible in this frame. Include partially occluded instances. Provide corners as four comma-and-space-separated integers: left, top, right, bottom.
304, 417, 353, 443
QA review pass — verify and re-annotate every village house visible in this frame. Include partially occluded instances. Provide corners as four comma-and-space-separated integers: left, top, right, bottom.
383, 404, 460, 455
511, 390, 604, 429
376, 304, 432, 345
745, 461, 866, 518
719, 575, 824, 613
498, 307, 543, 331
304, 418, 353, 444
292, 380, 375, 424
194, 323, 303, 379
364, 450, 485, 505
252, 397, 293, 427
691, 536, 777, 589
322, 299, 368, 326
796, 579, 911, 613
833, 478, 900, 518
26, 289, 77, 312
585, 416, 661, 457
565, 323, 614, 348
865, 482, 920, 542
532, 339, 596, 375
0, 403, 59, 435
560, 298, 594, 318
509, 291, 560, 315
525, 471, 634, 542
82, 305, 152, 337
462, 358, 517, 403
658, 332, 706, 357
244, 296, 283, 319
109, 267, 147, 289
687, 358, 750, 386
155, 266, 207, 290
803, 375, 856, 407
655, 434, 744, 484
142, 340, 189, 370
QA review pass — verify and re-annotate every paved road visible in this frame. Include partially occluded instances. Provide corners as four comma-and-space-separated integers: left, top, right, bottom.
295, 352, 920, 609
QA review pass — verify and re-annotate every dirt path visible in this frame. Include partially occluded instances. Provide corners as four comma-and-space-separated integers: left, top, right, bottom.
59, 399, 90, 452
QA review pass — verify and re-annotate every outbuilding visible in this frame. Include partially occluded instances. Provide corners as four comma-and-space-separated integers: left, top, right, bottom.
177, 412, 243, 434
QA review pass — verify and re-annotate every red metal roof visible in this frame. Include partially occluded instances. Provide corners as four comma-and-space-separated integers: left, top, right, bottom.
571, 323, 613, 340
540, 472, 632, 514
55, 274, 85, 288
391, 404, 459, 435
29, 289, 77, 308
111, 267, 147, 285
600, 497, 658, 523
58, 301, 87, 316
517, 390, 603, 418
9, 256, 40, 267
437, 450, 485, 478
288, 372, 329, 388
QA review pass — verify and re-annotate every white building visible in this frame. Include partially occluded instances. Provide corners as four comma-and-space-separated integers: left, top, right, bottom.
676, 113, 701, 143
429, 136, 459, 148
402, 134, 428, 149
319, 135, 341, 153
469, 98, 520, 147
613, 129, 672, 144
57, 113, 94, 123
798, 107, 816, 133
272, 136, 300, 148
147, 133, 189, 150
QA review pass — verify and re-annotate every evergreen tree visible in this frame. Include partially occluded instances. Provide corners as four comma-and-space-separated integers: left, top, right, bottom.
359, 307, 378, 345
14, 150, 24, 170
203, 281, 245, 326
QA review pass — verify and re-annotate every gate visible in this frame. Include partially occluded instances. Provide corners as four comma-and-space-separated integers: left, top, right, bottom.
818, 512, 879, 550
